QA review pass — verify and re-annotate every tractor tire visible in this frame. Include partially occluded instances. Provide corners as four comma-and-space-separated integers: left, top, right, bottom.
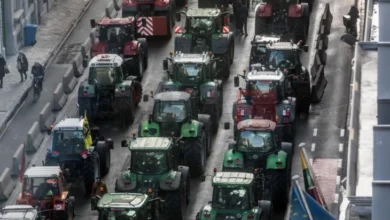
138, 38, 148, 69
217, 54, 230, 80
198, 114, 212, 156
183, 133, 207, 177
259, 200, 272, 220
164, 187, 185, 220
202, 104, 219, 134
82, 152, 100, 196
96, 141, 110, 176
119, 100, 135, 128
229, 42, 235, 65
297, 96, 310, 115
178, 165, 191, 205
131, 52, 145, 81
271, 169, 289, 211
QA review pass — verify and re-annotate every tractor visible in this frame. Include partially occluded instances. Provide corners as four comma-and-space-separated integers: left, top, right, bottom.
0, 205, 40, 220
174, 8, 235, 79
222, 119, 292, 211
78, 54, 143, 127
44, 117, 113, 196
197, 0, 250, 10
254, 0, 310, 43
249, 34, 281, 68
196, 171, 271, 220
16, 166, 76, 220
115, 137, 191, 220
90, 17, 149, 74
140, 91, 212, 176
122, 0, 176, 38
161, 51, 223, 132
91, 193, 165, 220
232, 67, 296, 145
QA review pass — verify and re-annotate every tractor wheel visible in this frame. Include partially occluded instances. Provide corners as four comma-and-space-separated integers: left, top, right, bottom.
183, 133, 207, 177
255, 17, 268, 35
178, 165, 191, 205
198, 115, 212, 155
120, 100, 135, 128
271, 169, 289, 211
229, 42, 235, 65
297, 96, 310, 115
164, 186, 185, 220
217, 54, 230, 80
203, 104, 220, 134
138, 38, 148, 69
96, 141, 110, 176
259, 200, 272, 220
82, 152, 100, 196
166, 6, 174, 39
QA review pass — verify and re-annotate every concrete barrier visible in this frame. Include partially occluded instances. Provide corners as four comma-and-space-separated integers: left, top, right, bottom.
52, 83, 68, 111
321, 3, 333, 34
311, 65, 327, 103
26, 122, 44, 153
39, 102, 56, 131
72, 53, 84, 78
11, 144, 26, 177
315, 34, 329, 50
90, 29, 96, 45
106, 1, 118, 18
113, 0, 122, 11
0, 168, 16, 201
310, 50, 327, 80
63, 66, 78, 94
81, 37, 92, 59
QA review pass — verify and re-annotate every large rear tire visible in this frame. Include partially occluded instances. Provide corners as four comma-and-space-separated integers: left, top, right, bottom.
83, 152, 100, 196
271, 169, 289, 211
183, 133, 207, 177
96, 141, 110, 176
164, 187, 185, 220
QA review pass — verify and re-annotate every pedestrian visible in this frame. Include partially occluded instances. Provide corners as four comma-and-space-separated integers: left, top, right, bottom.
0, 53, 7, 88
31, 62, 44, 91
91, 177, 108, 198
17, 52, 29, 82
235, 1, 243, 34
238, 0, 249, 36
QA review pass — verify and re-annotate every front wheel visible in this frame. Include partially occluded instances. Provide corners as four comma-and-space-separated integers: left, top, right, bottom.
183, 134, 207, 177
82, 152, 100, 196
271, 169, 289, 211
164, 188, 185, 220
96, 141, 110, 176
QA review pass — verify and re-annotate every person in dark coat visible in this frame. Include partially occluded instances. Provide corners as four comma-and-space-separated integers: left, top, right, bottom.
238, 1, 249, 36
17, 52, 29, 82
31, 62, 44, 91
235, 1, 243, 34
0, 53, 6, 88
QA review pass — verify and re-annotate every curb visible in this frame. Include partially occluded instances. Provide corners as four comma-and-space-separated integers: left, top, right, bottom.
0, 0, 97, 138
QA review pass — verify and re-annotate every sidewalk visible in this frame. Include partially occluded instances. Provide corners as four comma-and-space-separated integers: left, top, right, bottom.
0, 0, 94, 134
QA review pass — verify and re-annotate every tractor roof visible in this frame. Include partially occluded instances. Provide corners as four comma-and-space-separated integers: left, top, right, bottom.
212, 172, 254, 186
237, 119, 277, 131
0, 205, 38, 219
267, 42, 300, 50
89, 54, 123, 68
23, 166, 61, 179
154, 91, 191, 102
53, 118, 84, 130
186, 8, 221, 17
172, 51, 211, 63
246, 68, 285, 82
96, 17, 135, 26
97, 193, 148, 209
130, 137, 172, 151
252, 35, 281, 44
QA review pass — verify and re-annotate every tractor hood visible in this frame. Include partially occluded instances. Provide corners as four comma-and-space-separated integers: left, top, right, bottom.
117, 170, 181, 194
222, 149, 245, 170
199, 204, 261, 220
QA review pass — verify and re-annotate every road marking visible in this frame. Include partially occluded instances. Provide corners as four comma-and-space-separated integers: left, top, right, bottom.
311, 143, 316, 152
309, 158, 313, 165
338, 159, 342, 169
340, 129, 345, 137
334, 193, 339, 204
313, 128, 318, 136
336, 175, 341, 185
339, 143, 344, 153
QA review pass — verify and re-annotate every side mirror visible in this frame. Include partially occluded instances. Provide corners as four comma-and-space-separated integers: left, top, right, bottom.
143, 94, 149, 102
176, 12, 181, 22
234, 76, 239, 87
200, 175, 206, 182
224, 122, 230, 130
163, 59, 168, 70
121, 140, 128, 147
90, 19, 96, 28
106, 138, 114, 149
303, 45, 309, 52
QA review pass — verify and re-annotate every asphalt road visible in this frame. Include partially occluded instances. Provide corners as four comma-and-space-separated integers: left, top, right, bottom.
0, 0, 353, 219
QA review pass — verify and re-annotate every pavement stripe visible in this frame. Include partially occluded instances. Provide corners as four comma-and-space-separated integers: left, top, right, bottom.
313, 128, 318, 136
339, 143, 344, 153
340, 128, 345, 137
311, 143, 316, 152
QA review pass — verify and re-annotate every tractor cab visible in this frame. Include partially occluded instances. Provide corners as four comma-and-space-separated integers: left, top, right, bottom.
249, 35, 281, 67
197, 172, 271, 219
265, 41, 307, 71
95, 193, 162, 220
16, 166, 75, 219
88, 54, 127, 85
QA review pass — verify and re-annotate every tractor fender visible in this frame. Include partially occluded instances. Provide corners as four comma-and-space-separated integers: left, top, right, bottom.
181, 120, 203, 138
115, 171, 137, 192
222, 149, 244, 170
78, 81, 96, 98
174, 35, 192, 53
281, 142, 293, 157
90, 42, 107, 57
160, 170, 182, 191
256, 3, 272, 17
266, 150, 288, 170
139, 121, 160, 137
114, 82, 133, 98
123, 40, 140, 56
199, 82, 219, 105
211, 34, 230, 54
288, 3, 309, 18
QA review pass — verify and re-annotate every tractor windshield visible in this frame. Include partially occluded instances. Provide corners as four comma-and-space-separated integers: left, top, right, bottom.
52, 130, 85, 154
237, 130, 274, 152
212, 187, 250, 210
248, 80, 278, 93
174, 63, 204, 83
131, 151, 169, 174
189, 17, 214, 34
153, 101, 187, 123
89, 66, 122, 84
268, 50, 296, 69
251, 44, 268, 64
23, 177, 60, 199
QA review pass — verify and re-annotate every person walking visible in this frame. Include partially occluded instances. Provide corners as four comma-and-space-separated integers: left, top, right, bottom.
31, 62, 44, 91
235, 1, 243, 34
17, 52, 29, 82
238, 1, 249, 36
0, 54, 7, 88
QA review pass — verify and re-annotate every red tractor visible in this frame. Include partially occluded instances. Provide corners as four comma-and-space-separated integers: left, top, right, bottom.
122, 0, 177, 38
90, 17, 148, 69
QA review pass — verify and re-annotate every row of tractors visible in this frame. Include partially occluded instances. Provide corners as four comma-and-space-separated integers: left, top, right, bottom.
1, 0, 327, 219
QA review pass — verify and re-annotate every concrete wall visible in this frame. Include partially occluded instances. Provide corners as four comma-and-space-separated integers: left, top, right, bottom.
3, 0, 55, 56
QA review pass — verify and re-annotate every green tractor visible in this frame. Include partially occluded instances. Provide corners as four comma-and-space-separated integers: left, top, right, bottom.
115, 137, 191, 220
91, 193, 165, 220
196, 172, 272, 220
174, 8, 235, 80
140, 91, 212, 176
222, 119, 292, 211
161, 51, 223, 133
